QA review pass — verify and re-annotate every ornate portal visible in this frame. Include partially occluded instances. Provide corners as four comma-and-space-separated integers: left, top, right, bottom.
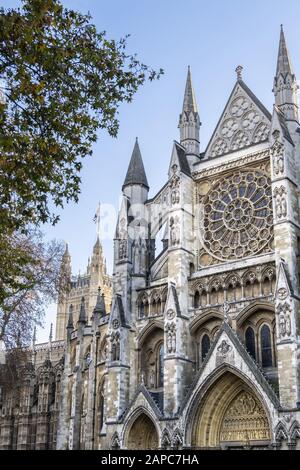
203, 170, 273, 261
219, 391, 271, 443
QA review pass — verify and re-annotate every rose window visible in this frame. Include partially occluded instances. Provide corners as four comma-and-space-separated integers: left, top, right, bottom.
203, 170, 273, 260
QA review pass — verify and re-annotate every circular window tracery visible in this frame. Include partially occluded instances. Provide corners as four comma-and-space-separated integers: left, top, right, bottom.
202, 170, 273, 261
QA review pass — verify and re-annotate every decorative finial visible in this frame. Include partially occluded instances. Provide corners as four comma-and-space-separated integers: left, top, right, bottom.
235, 65, 243, 80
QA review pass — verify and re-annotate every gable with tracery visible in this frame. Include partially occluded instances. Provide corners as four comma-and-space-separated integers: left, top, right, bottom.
205, 81, 271, 159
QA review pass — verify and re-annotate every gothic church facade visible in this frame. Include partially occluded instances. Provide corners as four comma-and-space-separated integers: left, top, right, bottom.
1, 27, 300, 450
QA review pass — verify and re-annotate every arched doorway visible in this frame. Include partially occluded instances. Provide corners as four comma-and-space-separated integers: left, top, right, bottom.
126, 413, 159, 450
191, 371, 271, 449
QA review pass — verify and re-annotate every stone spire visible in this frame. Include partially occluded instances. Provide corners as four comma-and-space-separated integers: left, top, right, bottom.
46, 323, 53, 362
62, 242, 71, 264
122, 138, 149, 191
67, 305, 74, 330
273, 25, 299, 122
179, 67, 201, 159
78, 297, 87, 324
93, 287, 107, 318
276, 25, 293, 76
182, 66, 198, 115
59, 242, 71, 294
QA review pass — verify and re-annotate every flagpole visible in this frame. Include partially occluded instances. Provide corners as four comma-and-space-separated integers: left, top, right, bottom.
97, 202, 101, 239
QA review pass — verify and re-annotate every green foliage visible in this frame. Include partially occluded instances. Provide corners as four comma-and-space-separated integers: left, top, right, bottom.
0, 0, 163, 233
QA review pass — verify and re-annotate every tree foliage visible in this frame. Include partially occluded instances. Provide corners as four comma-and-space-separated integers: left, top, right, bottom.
0, 229, 64, 348
0, 0, 162, 347
0, 0, 163, 233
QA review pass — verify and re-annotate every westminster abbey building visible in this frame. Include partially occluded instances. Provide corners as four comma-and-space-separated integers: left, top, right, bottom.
1, 27, 300, 450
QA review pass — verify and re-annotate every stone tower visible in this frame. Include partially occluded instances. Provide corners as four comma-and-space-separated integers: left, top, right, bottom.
55, 234, 112, 341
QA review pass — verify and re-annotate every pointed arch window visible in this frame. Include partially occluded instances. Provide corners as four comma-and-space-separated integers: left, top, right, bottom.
201, 334, 210, 362
245, 327, 256, 361
260, 324, 273, 368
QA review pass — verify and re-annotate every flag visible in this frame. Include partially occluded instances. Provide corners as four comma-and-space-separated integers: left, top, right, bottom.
93, 203, 101, 223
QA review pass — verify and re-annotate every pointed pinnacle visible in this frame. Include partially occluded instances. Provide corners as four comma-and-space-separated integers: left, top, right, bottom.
67, 304, 74, 329
122, 139, 149, 190
94, 287, 107, 317
78, 297, 87, 323
276, 25, 294, 76
182, 66, 198, 114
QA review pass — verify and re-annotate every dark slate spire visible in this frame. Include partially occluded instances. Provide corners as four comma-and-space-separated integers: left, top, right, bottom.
182, 66, 198, 115
276, 25, 293, 76
93, 287, 107, 317
67, 304, 74, 330
122, 138, 149, 191
78, 297, 87, 324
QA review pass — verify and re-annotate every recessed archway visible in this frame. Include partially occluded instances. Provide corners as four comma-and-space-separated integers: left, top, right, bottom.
126, 413, 159, 450
190, 370, 271, 449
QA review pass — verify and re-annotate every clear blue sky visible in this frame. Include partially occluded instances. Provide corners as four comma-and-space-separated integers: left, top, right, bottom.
3, 0, 300, 341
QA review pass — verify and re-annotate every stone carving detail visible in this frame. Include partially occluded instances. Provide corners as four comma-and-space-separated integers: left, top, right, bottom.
166, 323, 176, 354
220, 391, 271, 443
252, 122, 269, 143
170, 217, 180, 246
211, 138, 229, 158
271, 140, 284, 176
277, 287, 288, 300
274, 422, 289, 446
161, 429, 171, 448
242, 110, 260, 130
202, 169, 273, 261
223, 301, 230, 323
221, 118, 238, 139
166, 309, 175, 321
170, 175, 180, 205
112, 319, 120, 330
110, 332, 120, 361
274, 186, 287, 219
231, 130, 250, 151
119, 240, 127, 260
289, 421, 300, 447
277, 302, 292, 339
172, 428, 183, 448
230, 96, 249, 117
111, 432, 121, 449
217, 340, 232, 357
194, 149, 270, 179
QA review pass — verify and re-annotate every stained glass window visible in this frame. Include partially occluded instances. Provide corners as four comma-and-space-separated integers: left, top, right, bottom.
245, 327, 256, 361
